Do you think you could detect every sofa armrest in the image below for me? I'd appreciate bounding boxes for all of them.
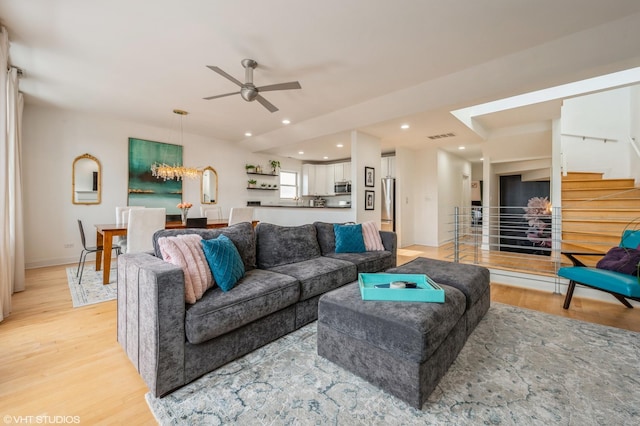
[380,230,397,263]
[117,252,187,397]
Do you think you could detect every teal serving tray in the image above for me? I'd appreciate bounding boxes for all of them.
[358,273,445,303]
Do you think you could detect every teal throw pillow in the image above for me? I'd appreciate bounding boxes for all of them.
[201,234,245,292]
[334,223,366,253]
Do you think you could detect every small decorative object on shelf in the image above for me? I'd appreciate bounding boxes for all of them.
[248,179,257,188]
[256,165,263,173]
[269,160,281,175]
[177,202,193,225]
[260,183,267,188]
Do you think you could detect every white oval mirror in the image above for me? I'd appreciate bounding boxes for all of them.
[72,153,101,205]
[201,166,218,204]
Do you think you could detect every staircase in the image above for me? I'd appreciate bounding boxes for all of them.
[562,171,640,266]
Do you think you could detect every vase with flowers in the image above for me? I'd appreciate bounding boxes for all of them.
[177,202,193,225]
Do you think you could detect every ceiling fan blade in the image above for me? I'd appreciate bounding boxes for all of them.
[256,95,279,113]
[203,91,240,100]
[256,81,302,92]
[206,66,243,87]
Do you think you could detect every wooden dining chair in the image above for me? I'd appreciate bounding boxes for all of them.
[76,219,120,284]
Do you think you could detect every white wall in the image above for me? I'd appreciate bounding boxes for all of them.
[561,87,632,179]
[351,131,381,225]
[483,130,552,162]
[395,147,417,248]
[630,85,640,183]
[437,150,472,246]
[411,147,439,246]
[22,105,297,267]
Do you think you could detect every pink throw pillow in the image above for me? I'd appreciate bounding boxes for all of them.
[361,221,385,251]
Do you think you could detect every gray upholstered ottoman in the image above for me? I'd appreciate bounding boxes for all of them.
[317,257,490,409]
[387,257,491,336]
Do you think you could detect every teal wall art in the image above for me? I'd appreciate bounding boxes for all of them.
[128,137,182,215]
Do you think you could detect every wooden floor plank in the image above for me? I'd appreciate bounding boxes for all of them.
[2,249,639,423]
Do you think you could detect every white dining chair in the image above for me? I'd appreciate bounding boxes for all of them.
[200,205,222,221]
[228,207,254,226]
[123,208,166,254]
[115,206,144,253]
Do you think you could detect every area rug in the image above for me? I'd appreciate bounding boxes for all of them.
[145,303,640,425]
[65,265,117,307]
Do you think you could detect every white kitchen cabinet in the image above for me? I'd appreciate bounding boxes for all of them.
[302,161,353,196]
[302,164,315,196]
[315,164,328,195]
[334,161,352,183]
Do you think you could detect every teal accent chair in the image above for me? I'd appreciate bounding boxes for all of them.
[558,229,640,309]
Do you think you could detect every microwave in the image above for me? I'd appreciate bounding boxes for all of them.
[334,181,351,193]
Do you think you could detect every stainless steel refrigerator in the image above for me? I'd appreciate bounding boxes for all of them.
[381,178,396,232]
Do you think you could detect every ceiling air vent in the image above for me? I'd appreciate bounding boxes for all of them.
[427,132,456,140]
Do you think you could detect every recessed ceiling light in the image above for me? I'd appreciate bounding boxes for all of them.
[401,124,410,130]
[336,144,343,148]
[480,157,484,161]
[282,119,291,125]
[458,146,466,150]
[323,156,329,160]
[298,151,304,155]
[245,132,252,137]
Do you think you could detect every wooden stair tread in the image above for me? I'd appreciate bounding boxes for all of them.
[564,197,640,201]
[562,230,623,237]
[562,172,604,180]
[562,208,640,211]
[562,218,640,223]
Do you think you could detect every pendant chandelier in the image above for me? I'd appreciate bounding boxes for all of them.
[151,109,200,181]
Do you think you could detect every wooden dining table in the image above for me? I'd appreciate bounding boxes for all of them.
[94,219,256,284]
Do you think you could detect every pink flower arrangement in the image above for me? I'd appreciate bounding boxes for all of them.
[177,202,193,209]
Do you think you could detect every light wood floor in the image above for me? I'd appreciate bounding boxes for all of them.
[2,247,640,424]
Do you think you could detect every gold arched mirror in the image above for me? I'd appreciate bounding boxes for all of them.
[72,153,101,205]
[201,166,218,204]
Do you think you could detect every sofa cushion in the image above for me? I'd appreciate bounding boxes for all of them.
[267,256,357,301]
[185,269,300,344]
[334,223,366,253]
[314,221,338,255]
[153,222,256,271]
[256,223,321,269]
[201,235,245,292]
[325,250,395,273]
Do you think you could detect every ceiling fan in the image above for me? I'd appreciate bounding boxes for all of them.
[204,59,301,113]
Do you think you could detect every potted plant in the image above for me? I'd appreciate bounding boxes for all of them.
[269,160,281,174]
[245,164,256,173]
[247,179,257,188]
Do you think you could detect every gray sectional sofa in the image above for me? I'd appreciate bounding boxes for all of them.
[117,221,397,397]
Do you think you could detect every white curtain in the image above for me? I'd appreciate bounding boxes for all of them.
[0,26,25,322]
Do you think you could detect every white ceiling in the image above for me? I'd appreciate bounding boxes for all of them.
[3,0,640,162]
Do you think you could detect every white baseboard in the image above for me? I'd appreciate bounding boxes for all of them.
[26,255,91,269]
